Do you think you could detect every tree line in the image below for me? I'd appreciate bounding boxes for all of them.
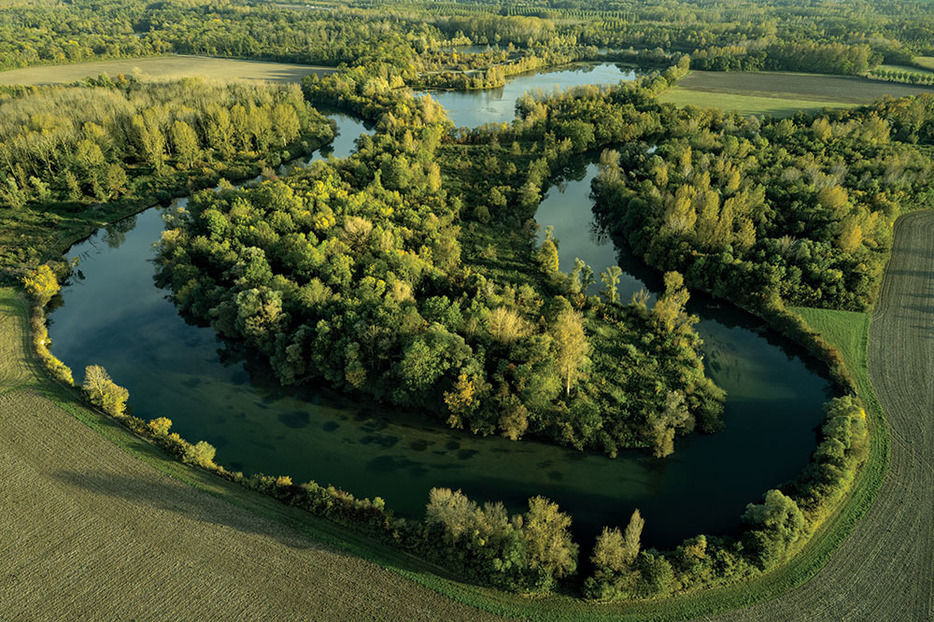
[9,0,934,84]
[0,75,333,273]
[39,345,866,599]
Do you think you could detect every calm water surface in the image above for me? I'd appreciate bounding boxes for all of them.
[48,75,832,549]
[425,62,636,128]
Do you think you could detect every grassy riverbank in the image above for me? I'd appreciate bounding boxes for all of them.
[713,213,931,620]
[0,286,502,621]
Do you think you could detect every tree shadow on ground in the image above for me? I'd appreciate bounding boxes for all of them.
[51,467,354,555]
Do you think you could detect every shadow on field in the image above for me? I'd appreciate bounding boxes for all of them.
[887,269,934,278]
[244,67,334,83]
[50,468,346,553]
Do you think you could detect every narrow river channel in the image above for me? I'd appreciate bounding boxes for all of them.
[47,65,833,549]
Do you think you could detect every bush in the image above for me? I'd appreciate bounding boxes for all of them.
[82,364,129,416]
[183,440,217,468]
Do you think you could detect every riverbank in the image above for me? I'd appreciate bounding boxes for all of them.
[0,272,894,621]
[4,56,928,618]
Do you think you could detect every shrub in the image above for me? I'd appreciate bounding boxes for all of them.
[82,364,129,416]
[183,440,217,468]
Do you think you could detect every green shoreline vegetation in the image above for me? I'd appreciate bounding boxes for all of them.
[2,0,934,617]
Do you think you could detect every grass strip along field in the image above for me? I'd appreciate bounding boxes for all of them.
[0,287,502,622]
[712,211,934,621]
[0,55,334,86]
[661,70,934,116]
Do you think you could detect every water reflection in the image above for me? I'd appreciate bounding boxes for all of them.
[426,62,637,128]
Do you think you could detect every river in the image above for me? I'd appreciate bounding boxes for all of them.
[47,64,832,549]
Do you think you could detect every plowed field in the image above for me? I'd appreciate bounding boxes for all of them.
[710,211,934,621]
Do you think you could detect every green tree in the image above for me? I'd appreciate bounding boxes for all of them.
[170,120,200,168]
[742,489,806,568]
[523,496,578,580]
[148,416,173,437]
[82,364,129,417]
[22,264,59,305]
[600,266,623,303]
[183,440,217,468]
[551,308,589,397]
[487,306,528,344]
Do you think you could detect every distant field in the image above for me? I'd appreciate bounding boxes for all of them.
[876,63,934,77]
[912,56,934,71]
[661,70,934,116]
[659,88,850,117]
[0,55,334,85]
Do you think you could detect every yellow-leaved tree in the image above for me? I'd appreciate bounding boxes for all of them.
[22,264,59,305]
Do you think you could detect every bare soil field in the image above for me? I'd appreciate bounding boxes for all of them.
[709,210,934,621]
[0,289,497,622]
[0,55,334,85]
[674,70,934,104]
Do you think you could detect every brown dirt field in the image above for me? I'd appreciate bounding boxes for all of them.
[707,210,934,621]
[0,55,334,86]
[0,291,500,622]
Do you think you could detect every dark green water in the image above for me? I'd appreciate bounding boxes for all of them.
[48,85,833,550]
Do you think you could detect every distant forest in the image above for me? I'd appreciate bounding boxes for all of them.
[3,0,934,78]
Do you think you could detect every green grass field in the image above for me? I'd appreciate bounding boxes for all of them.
[659,87,851,117]
[0,55,334,85]
[661,70,934,116]
[718,213,933,620]
[912,56,934,71]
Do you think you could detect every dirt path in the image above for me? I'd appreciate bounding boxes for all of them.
[709,211,934,621]
[0,291,498,622]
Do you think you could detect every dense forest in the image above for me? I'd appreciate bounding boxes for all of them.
[6,0,934,78]
[591,96,934,311]
[151,58,928,599]
[0,76,332,270]
[155,74,723,458]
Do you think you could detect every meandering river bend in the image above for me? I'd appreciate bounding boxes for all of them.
[48,65,833,548]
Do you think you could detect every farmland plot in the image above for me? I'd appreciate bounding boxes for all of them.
[0,55,333,85]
